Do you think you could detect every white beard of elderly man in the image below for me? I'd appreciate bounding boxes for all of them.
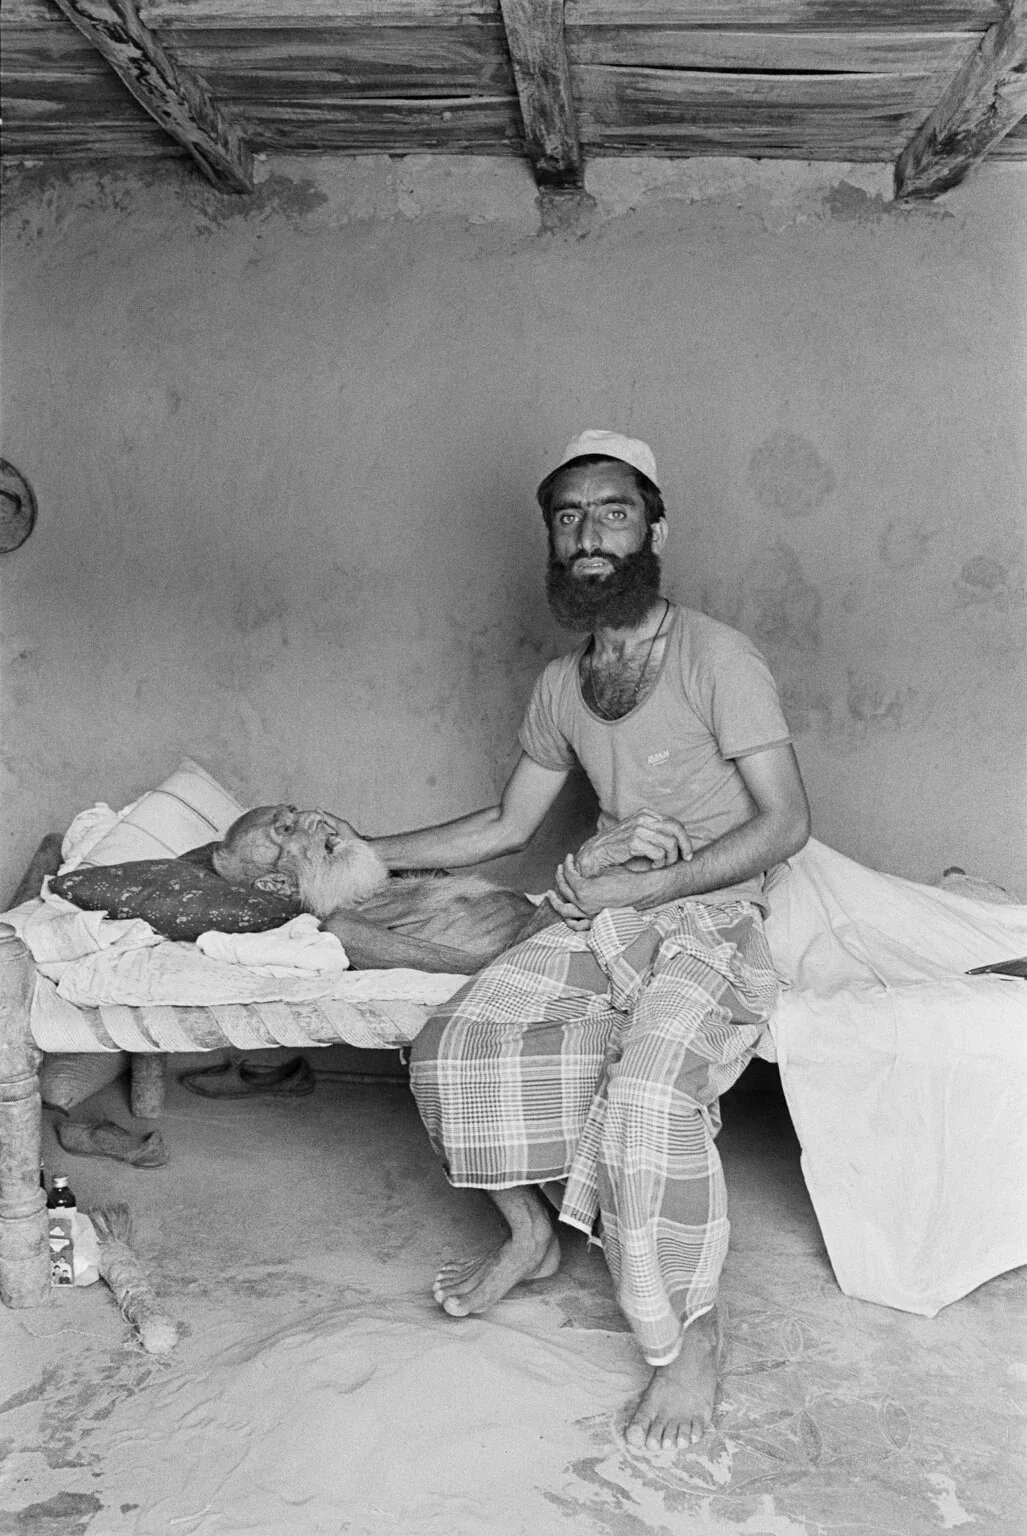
[214,804,541,974]
[345,429,811,1457]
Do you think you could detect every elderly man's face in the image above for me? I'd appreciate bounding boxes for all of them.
[219,806,340,882]
[217,805,388,916]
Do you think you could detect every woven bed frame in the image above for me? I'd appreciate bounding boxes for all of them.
[0,836,429,1309]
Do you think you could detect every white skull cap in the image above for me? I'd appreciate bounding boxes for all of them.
[541,429,660,493]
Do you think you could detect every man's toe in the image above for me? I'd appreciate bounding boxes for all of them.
[645,1419,666,1452]
[437,1268,483,1299]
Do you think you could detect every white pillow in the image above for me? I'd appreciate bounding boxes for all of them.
[78,759,247,866]
[60,803,121,871]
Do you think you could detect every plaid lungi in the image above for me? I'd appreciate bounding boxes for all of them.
[409,898,779,1365]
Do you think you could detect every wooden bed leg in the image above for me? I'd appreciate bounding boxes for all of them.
[130,1053,166,1119]
[0,924,49,1307]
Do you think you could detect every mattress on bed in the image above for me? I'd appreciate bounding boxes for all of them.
[1,892,468,1054]
[27,969,435,1053]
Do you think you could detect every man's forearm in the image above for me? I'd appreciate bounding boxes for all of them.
[368,805,517,871]
[640,808,808,906]
[362,751,568,873]
[561,806,809,916]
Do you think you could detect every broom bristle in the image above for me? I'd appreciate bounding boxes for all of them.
[87,1203,134,1246]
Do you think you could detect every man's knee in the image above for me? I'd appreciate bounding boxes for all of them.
[605,1049,717,1120]
[409,1014,449,1071]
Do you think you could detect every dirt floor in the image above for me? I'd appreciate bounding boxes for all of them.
[1,1050,1024,1536]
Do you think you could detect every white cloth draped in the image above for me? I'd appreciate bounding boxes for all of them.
[764,839,1027,1316]
[5,836,1026,1316]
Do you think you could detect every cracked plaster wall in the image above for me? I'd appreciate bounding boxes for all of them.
[1,153,1024,895]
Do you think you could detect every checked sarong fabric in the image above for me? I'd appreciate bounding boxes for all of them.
[410,898,779,1365]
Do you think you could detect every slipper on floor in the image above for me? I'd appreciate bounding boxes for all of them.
[177,1056,315,1099]
[55,1118,168,1168]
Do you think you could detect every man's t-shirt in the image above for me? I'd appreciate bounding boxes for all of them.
[518,604,792,908]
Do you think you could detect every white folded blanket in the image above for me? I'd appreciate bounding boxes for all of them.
[196,914,351,976]
[4,889,162,979]
[1,893,466,1007]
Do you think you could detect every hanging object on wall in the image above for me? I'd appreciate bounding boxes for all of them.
[0,460,37,554]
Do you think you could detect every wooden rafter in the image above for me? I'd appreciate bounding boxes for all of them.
[499,0,582,188]
[51,0,253,191]
[895,0,1027,198]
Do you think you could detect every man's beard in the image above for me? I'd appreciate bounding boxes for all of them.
[546,538,663,631]
[291,837,391,919]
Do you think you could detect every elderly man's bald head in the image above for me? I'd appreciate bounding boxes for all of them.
[212,804,301,885]
[213,805,389,917]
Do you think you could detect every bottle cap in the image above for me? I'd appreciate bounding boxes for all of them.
[53,1175,68,1187]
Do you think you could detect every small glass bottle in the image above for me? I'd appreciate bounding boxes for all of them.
[47,1175,76,1210]
[47,1176,77,1286]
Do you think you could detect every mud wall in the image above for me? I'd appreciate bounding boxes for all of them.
[1,154,1024,895]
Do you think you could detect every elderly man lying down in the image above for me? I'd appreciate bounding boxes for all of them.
[213,803,542,974]
[52,801,541,973]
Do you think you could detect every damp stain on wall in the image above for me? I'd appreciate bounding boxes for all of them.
[739,542,824,656]
[777,676,833,738]
[231,577,289,640]
[746,432,836,520]
[192,172,332,237]
[823,180,941,224]
[845,669,925,736]
[955,552,1025,613]
[878,517,941,572]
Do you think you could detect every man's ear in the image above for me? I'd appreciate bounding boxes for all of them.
[253,871,298,898]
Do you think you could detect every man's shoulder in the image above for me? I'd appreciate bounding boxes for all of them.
[673,603,757,651]
[670,604,765,675]
[536,640,585,680]
[530,642,585,706]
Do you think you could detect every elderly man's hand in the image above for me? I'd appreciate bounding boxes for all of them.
[550,855,650,924]
[573,810,693,879]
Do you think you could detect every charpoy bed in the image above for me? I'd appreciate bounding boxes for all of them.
[2,810,1026,1323]
[0,828,471,1309]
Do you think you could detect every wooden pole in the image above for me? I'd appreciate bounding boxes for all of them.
[52,0,254,193]
[895,0,1027,199]
[499,0,583,187]
[0,924,49,1308]
[130,1053,167,1119]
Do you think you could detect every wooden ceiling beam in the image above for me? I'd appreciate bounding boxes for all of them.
[499,0,582,187]
[51,0,253,190]
[895,0,1027,197]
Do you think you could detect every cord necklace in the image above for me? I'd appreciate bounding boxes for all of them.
[587,598,671,721]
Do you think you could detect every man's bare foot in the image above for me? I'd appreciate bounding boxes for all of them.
[625,1307,721,1452]
[433,1185,561,1317]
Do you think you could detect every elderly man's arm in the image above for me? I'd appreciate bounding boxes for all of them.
[321,909,493,975]
[551,744,810,920]
[367,752,570,871]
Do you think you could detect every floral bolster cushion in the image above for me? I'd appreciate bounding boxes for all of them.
[50,857,301,943]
